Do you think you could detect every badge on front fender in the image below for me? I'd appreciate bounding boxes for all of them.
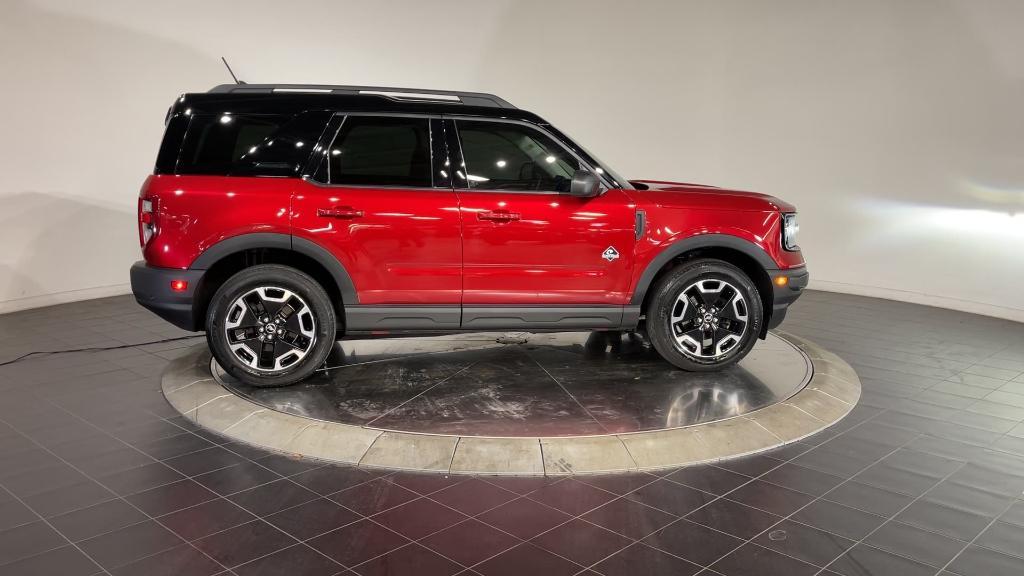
[602,246,620,262]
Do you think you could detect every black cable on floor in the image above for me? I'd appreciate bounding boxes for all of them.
[0,335,205,368]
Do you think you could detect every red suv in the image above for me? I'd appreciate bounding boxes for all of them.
[130,84,807,387]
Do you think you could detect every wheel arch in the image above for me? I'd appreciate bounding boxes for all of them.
[189,233,357,331]
[632,234,776,337]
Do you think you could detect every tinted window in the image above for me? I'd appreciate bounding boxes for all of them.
[328,116,431,187]
[155,114,190,175]
[174,112,330,176]
[177,114,287,175]
[455,120,579,192]
[234,112,331,177]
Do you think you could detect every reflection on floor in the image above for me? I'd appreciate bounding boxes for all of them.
[0,290,1023,575]
[216,332,811,436]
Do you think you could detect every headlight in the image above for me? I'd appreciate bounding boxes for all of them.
[782,213,799,251]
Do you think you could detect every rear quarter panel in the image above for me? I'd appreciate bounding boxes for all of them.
[140,175,293,269]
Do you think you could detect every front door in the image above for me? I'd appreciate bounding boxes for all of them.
[449,118,635,324]
[291,115,463,330]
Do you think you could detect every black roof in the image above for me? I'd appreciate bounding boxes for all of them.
[208,84,517,109]
[173,84,545,124]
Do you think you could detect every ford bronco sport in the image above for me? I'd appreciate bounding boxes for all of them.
[130,84,807,387]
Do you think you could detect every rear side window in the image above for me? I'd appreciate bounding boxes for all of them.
[175,112,330,176]
[327,116,431,187]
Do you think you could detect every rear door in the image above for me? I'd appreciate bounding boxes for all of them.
[291,115,463,330]
[448,118,636,325]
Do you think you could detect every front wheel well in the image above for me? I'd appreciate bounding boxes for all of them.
[639,247,774,336]
[194,248,343,331]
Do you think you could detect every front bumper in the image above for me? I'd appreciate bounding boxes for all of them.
[767,266,809,329]
[130,261,206,331]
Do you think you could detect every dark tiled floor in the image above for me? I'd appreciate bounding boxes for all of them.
[0,291,1023,575]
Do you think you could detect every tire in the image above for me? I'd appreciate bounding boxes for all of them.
[206,264,336,387]
[646,258,763,371]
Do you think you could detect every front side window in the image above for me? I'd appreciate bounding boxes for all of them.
[327,116,432,187]
[454,120,580,192]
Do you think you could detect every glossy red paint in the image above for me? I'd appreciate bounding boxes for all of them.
[457,189,636,304]
[628,181,806,289]
[291,180,463,304]
[138,176,803,305]
[139,175,293,269]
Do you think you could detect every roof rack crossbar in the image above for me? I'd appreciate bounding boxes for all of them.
[207,84,516,109]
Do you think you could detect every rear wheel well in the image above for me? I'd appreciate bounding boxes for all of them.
[194,248,343,330]
[639,247,773,336]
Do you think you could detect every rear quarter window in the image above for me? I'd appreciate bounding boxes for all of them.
[173,112,330,177]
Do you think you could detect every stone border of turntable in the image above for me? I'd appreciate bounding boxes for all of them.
[161,331,860,476]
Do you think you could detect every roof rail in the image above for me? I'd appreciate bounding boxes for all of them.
[207,84,517,109]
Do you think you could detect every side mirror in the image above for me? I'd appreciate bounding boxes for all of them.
[569,169,601,198]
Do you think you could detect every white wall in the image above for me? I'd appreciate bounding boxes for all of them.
[1,0,1022,320]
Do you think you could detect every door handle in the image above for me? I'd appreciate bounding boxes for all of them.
[478,210,520,222]
[317,206,364,219]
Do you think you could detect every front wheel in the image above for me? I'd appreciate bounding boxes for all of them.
[646,259,763,371]
[206,265,336,387]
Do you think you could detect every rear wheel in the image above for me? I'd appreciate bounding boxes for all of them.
[206,265,336,387]
[646,259,763,371]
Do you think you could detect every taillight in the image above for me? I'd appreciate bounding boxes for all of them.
[139,197,157,247]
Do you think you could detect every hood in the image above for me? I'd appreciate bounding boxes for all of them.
[629,180,796,213]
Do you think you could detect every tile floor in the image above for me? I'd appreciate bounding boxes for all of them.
[0,291,1023,575]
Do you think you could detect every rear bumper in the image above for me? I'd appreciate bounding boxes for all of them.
[130,261,205,331]
[767,266,809,329]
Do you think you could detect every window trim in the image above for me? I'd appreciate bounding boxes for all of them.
[444,116,608,195]
[429,118,453,189]
[303,112,451,191]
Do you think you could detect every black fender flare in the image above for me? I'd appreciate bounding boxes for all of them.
[189,232,359,305]
[629,234,778,306]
